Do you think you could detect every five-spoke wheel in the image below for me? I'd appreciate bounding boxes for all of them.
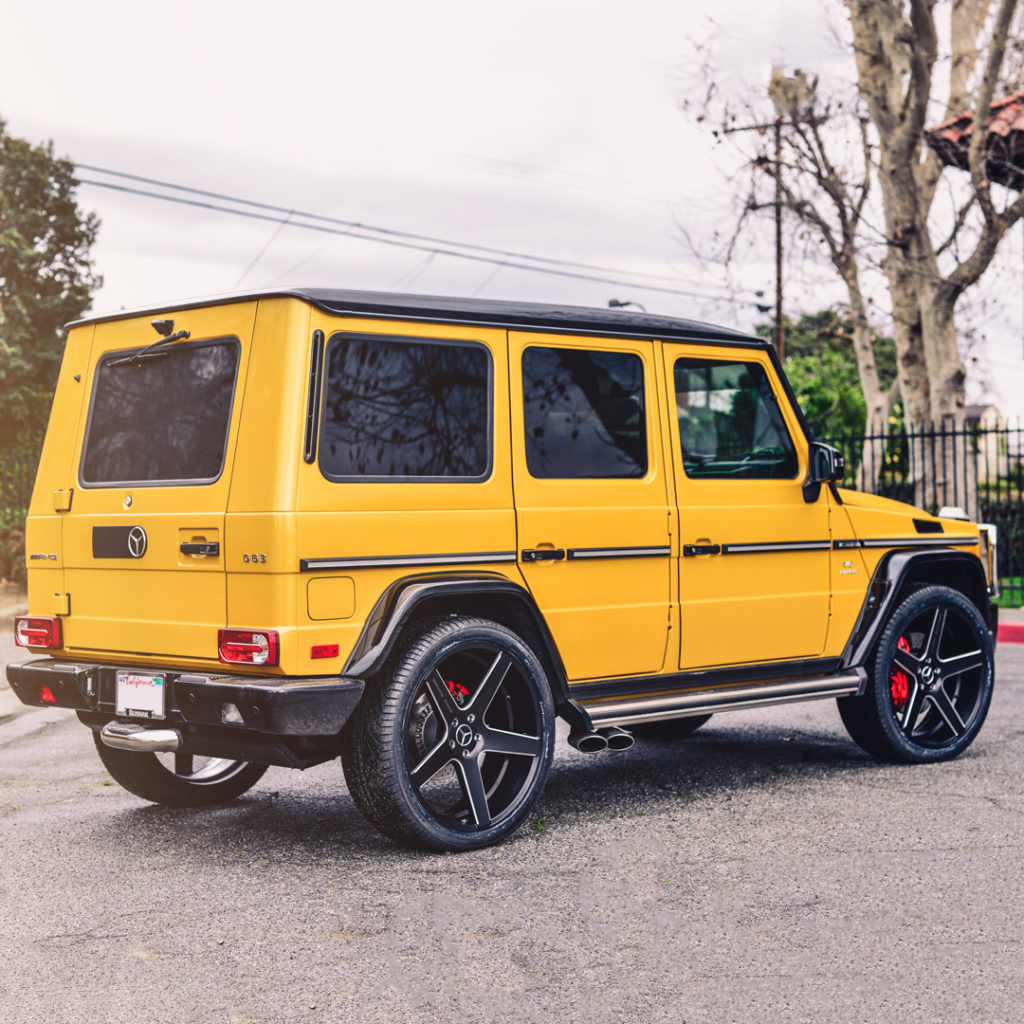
[342,617,555,850]
[93,733,268,806]
[837,585,994,763]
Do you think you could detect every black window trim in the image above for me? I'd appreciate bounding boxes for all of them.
[317,331,495,484]
[672,353,800,483]
[78,335,242,489]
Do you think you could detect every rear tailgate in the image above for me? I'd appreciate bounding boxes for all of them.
[60,302,257,662]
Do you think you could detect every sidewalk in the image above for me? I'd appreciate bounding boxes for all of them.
[998,604,1024,644]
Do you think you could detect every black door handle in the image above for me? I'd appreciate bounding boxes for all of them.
[180,542,220,556]
[682,544,721,557]
[521,548,566,562]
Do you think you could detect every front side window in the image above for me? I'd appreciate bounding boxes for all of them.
[81,339,240,486]
[674,358,798,479]
[319,335,491,480]
[522,346,647,479]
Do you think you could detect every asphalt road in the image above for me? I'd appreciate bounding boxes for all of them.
[2,642,1023,1024]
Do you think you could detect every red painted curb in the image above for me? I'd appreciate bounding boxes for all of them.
[998,622,1024,644]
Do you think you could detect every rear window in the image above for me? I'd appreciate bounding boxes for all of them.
[80,338,240,486]
[319,334,491,481]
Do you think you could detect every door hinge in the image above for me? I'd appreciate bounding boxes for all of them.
[52,489,74,512]
[52,593,71,616]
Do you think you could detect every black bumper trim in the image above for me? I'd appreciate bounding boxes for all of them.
[5,659,364,737]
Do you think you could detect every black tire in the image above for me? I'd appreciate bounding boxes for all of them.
[341,617,556,851]
[837,585,994,764]
[629,714,712,740]
[93,733,268,807]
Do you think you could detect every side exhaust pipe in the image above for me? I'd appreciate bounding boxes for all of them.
[568,729,607,753]
[600,726,634,751]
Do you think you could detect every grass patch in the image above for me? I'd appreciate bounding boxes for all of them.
[997,579,1023,609]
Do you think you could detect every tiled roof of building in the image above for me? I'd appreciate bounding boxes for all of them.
[925,89,1024,190]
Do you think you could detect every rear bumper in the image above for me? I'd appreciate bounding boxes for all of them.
[6,659,364,753]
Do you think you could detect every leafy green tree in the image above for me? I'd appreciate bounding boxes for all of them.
[0,119,100,450]
[756,310,898,438]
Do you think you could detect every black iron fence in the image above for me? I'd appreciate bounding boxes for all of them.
[1,423,1022,605]
[820,421,1024,608]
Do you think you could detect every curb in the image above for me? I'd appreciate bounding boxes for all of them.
[998,622,1024,645]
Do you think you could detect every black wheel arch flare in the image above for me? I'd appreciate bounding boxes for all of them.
[840,548,993,672]
[340,572,590,731]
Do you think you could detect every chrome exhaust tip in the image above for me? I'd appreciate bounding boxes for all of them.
[568,729,608,753]
[100,721,182,753]
[601,726,634,751]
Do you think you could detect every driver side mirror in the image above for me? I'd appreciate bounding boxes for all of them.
[803,442,845,503]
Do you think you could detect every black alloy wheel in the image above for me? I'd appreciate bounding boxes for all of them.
[93,733,268,806]
[342,617,555,851]
[837,585,994,763]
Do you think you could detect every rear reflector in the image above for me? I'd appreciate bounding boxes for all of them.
[218,629,279,666]
[40,685,57,704]
[15,616,62,649]
[311,644,339,660]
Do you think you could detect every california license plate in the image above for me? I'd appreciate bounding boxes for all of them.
[116,671,166,719]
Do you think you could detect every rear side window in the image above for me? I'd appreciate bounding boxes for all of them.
[80,339,240,486]
[673,357,798,479]
[319,335,491,480]
[522,346,647,479]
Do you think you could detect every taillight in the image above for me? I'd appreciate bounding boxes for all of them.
[218,629,279,666]
[15,616,62,649]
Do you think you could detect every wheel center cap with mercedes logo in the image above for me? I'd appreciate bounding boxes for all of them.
[455,723,475,748]
[127,526,148,559]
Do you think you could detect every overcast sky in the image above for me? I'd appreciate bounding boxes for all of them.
[3,0,1023,418]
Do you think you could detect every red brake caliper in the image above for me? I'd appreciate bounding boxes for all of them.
[447,680,470,705]
[890,636,911,709]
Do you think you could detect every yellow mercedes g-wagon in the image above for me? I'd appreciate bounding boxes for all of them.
[8,290,999,850]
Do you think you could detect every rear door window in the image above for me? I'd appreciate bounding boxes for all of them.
[318,334,492,481]
[80,338,240,486]
[521,346,647,479]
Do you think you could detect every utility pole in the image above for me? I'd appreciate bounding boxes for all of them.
[774,117,784,361]
[724,116,787,360]
[723,69,817,363]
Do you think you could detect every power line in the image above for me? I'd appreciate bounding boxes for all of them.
[75,163,691,286]
[74,163,765,308]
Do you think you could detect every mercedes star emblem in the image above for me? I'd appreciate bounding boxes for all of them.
[127,526,148,559]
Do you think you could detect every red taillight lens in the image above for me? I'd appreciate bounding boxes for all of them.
[15,616,62,649]
[218,629,279,666]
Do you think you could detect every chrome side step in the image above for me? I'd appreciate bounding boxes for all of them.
[100,720,182,753]
[582,671,865,729]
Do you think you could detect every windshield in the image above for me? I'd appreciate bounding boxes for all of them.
[80,338,240,486]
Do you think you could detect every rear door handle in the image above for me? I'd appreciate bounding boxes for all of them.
[682,543,721,557]
[180,542,220,556]
[521,548,566,562]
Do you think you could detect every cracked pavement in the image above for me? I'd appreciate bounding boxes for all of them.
[2,630,1023,1023]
